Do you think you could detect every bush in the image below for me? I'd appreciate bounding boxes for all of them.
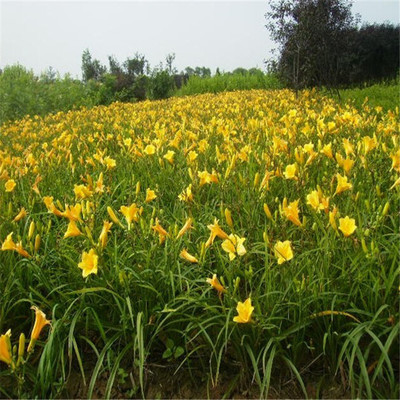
[148,70,176,100]
[0,65,95,125]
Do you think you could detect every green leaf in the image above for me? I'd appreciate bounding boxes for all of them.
[162,348,173,359]
[174,346,184,359]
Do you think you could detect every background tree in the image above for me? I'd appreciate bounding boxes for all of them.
[266,0,357,90]
[346,23,400,85]
[81,49,106,82]
[266,0,399,89]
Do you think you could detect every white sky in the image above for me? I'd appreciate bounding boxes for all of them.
[0,0,399,78]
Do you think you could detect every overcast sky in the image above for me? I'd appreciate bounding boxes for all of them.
[0,0,398,78]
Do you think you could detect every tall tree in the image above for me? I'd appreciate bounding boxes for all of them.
[81,49,106,82]
[266,0,357,89]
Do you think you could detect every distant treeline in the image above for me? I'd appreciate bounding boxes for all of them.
[0,52,279,125]
[266,0,400,90]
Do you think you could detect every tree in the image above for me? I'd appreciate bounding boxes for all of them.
[266,0,358,89]
[81,49,106,82]
[165,53,177,75]
[124,53,148,80]
[347,23,400,85]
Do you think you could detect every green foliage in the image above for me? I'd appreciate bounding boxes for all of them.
[0,65,95,126]
[148,70,176,100]
[0,65,43,123]
[326,80,400,112]
[174,71,283,96]
[266,0,399,89]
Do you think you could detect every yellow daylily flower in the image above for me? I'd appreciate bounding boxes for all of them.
[282,199,302,226]
[62,204,82,222]
[43,196,64,217]
[163,150,175,165]
[334,174,352,195]
[283,163,297,180]
[178,184,193,202]
[221,234,246,261]
[306,190,323,211]
[274,240,294,264]
[15,242,31,258]
[120,203,141,229]
[1,233,17,251]
[206,274,226,294]
[13,207,27,222]
[78,249,98,278]
[176,218,193,239]
[321,143,334,159]
[152,218,169,243]
[27,306,51,353]
[205,218,229,247]
[95,172,105,193]
[180,249,198,263]
[145,188,157,203]
[198,170,218,186]
[64,220,82,238]
[98,221,113,248]
[342,139,354,156]
[144,144,156,155]
[74,184,93,200]
[103,156,116,170]
[5,179,16,192]
[0,330,12,365]
[338,216,357,237]
[342,158,354,174]
[233,298,254,323]
[329,207,338,231]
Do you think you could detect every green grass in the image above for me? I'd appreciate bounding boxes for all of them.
[174,72,283,96]
[326,81,400,112]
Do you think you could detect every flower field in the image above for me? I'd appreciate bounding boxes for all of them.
[0,89,399,398]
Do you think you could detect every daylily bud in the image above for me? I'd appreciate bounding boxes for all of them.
[34,234,41,252]
[382,201,390,216]
[17,333,25,367]
[224,208,233,229]
[136,181,141,196]
[200,242,207,260]
[107,206,121,226]
[361,238,368,253]
[55,200,63,210]
[234,277,240,289]
[84,226,94,242]
[28,221,35,240]
[253,172,260,187]
[263,203,273,220]
[18,333,25,358]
